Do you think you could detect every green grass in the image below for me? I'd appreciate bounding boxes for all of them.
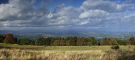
[0,43,135,51]
[0,43,111,51]
[0,43,44,50]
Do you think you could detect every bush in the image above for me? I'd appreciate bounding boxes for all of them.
[0,34,4,43]
[4,33,16,44]
[101,38,118,45]
[18,37,30,45]
[128,37,135,45]
[111,45,120,50]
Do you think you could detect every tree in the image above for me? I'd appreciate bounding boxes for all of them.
[128,37,135,45]
[68,37,77,46]
[18,37,30,45]
[116,40,127,45]
[45,37,52,46]
[4,33,16,44]
[36,37,45,45]
[76,37,85,46]
[88,37,97,45]
[36,37,51,46]
[51,37,66,46]
[0,34,4,43]
[100,38,118,45]
[76,37,89,46]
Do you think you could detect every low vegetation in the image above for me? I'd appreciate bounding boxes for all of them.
[0,44,134,60]
[0,33,135,60]
[0,33,135,46]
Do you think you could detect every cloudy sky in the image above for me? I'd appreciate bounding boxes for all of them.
[1,0,135,33]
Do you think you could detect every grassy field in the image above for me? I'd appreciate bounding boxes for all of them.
[0,43,135,51]
[0,43,135,60]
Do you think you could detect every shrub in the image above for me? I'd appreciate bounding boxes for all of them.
[128,37,135,45]
[18,37,30,45]
[4,33,16,44]
[111,45,120,50]
[101,38,118,45]
[0,34,4,43]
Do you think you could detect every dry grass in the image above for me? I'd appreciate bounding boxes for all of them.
[0,49,105,60]
[0,44,135,60]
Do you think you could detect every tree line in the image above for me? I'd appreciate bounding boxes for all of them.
[0,33,135,46]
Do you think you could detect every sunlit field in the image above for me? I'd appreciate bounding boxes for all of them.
[1,0,135,60]
[0,43,135,60]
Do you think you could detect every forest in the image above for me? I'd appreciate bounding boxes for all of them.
[0,33,135,46]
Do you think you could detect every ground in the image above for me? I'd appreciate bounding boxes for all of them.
[0,43,135,60]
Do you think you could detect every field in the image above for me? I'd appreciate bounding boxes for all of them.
[0,43,135,60]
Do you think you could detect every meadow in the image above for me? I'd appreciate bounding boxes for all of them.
[0,43,135,60]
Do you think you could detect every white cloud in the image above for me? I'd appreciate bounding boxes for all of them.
[0,0,48,27]
[47,5,81,26]
[0,3,20,19]
[79,10,109,19]
[1,0,135,32]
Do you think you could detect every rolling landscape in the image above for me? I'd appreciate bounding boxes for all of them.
[0,0,135,60]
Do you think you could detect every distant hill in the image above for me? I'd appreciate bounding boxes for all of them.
[1,28,135,38]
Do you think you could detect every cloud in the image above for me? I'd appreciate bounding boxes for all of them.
[79,9,109,19]
[0,0,48,27]
[1,0,135,32]
[81,0,135,12]
[47,5,81,26]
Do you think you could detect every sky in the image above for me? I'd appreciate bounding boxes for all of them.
[1,0,135,33]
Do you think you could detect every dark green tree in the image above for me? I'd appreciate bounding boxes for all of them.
[89,37,97,45]
[69,37,77,46]
[116,40,127,45]
[18,37,30,45]
[36,37,51,46]
[100,38,118,45]
[0,34,4,43]
[128,37,135,45]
